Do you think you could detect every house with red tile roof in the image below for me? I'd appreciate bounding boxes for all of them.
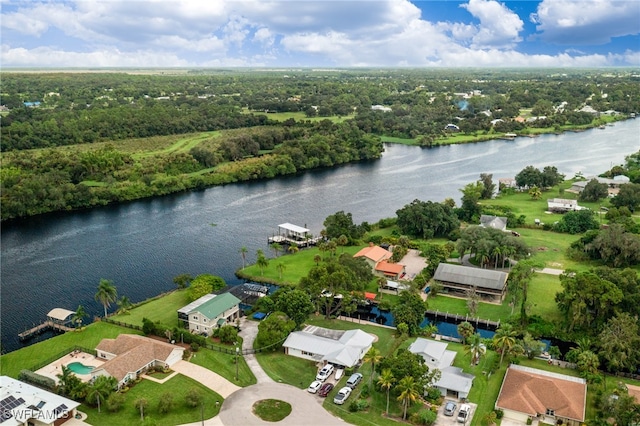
[496,365,587,426]
[354,244,405,279]
[92,334,184,388]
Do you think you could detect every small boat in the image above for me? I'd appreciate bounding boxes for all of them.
[334,368,344,381]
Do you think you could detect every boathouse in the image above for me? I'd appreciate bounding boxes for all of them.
[268,223,321,247]
[433,263,508,302]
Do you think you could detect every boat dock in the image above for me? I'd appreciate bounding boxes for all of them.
[18,320,74,341]
[267,222,322,247]
[425,309,501,329]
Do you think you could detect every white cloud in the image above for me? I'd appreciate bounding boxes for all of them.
[532,0,640,44]
[0,0,637,68]
[461,0,524,49]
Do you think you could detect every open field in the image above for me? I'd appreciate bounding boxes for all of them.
[111,289,190,329]
[81,373,222,426]
[241,108,354,123]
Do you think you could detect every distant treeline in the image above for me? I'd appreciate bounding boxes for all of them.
[0,121,383,220]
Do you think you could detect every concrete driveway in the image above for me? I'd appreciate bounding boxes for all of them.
[219,382,347,426]
[436,400,477,426]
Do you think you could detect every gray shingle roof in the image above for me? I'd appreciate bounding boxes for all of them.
[433,263,508,291]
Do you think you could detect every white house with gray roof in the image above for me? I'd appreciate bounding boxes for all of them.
[283,325,374,368]
[433,263,509,302]
[409,338,475,400]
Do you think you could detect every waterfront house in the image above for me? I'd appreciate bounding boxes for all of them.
[0,376,80,426]
[567,175,630,196]
[479,215,508,232]
[432,263,508,302]
[354,244,405,278]
[282,325,374,368]
[496,365,586,426]
[547,198,584,213]
[92,334,184,389]
[180,293,241,336]
[408,338,475,400]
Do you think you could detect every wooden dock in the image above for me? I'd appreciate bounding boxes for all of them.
[267,235,322,247]
[18,320,74,341]
[425,309,500,329]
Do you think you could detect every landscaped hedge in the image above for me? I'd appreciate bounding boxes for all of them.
[18,369,56,391]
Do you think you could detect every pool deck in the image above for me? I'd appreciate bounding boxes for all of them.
[35,351,104,384]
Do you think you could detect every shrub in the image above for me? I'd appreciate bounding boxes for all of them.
[190,343,200,352]
[185,388,203,408]
[424,386,441,403]
[157,392,174,414]
[182,349,191,360]
[411,409,437,425]
[106,392,126,412]
[348,399,369,412]
[218,325,239,344]
[495,409,504,419]
[360,384,370,399]
[18,370,56,391]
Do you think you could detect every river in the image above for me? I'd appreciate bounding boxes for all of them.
[2,120,639,353]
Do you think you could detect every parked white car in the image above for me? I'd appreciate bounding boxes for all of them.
[307,380,323,394]
[316,364,335,382]
[457,404,471,423]
[333,386,352,405]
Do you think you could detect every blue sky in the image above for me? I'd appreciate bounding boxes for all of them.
[1,0,639,68]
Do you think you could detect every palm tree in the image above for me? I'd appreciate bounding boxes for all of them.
[116,296,132,315]
[270,243,282,258]
[239,246,248,269]
[57,365,75,396]
[482,410,498,426]
[337,235,348,253]
[363,347,382,388]
[85,376,116,413]
[466,333,486,366]
[396,376,420,420]
[256,252,269,276]
[313,254,321,265]
[528,185,542,200]
[134,397,149,421]
[492,245,502,269]
[493,323,517,366]
[95,279,117,318]
[457,321,474,345]
[422,323,439,338]
[287,244,299,255]
[72,305,87,328]
[377,369,395,416]
[276,262,285,279]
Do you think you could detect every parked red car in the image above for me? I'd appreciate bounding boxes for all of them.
[318,383,334,397]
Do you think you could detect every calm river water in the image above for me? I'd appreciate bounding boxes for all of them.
[2,120,639,352]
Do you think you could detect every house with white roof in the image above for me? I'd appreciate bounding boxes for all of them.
[409,338,475,400]
[0,376,80,426]
[283,325,374,368]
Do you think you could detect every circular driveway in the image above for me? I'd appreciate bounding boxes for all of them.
[219,382,347,426]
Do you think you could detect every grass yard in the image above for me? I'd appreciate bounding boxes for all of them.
[426,294,512,323]
[241,108,353,123]
[189,347,257,388]
[255,350,318,388]
[527,273,564,323]
[111,289,190,329]
[0,322,140,378]
[240,246,362,285]
[516,227,595,271]
[81,374,222,426]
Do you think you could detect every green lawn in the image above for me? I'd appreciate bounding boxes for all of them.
[240,246,362,285]
[241,108,353,123]
[0,322,141,378]
[81,374,222,426]
[426,294,512,323]
[111,289,190,329]
[527,274,563,322]
[189,347,257,388]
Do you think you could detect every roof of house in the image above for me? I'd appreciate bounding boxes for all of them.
[177,293,217,315]
[354,245,392,263]
[408,338,456,370]
[375,260,404,275]
[1,376,80,426]
[190,292,241,320]
[480,215,508,231]
[496,365,586,422]
[433,263,508,291]
[94,335,183,382]
[436,366,475,394]
[283,325,374,367]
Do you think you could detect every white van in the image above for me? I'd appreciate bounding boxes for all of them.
[457,404,471,423]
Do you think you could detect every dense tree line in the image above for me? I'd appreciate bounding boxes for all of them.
[0,122,383,220]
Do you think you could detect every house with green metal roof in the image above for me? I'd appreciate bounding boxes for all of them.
[182,293,241,336]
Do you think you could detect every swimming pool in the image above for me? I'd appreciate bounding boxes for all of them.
[67,362,94,375]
